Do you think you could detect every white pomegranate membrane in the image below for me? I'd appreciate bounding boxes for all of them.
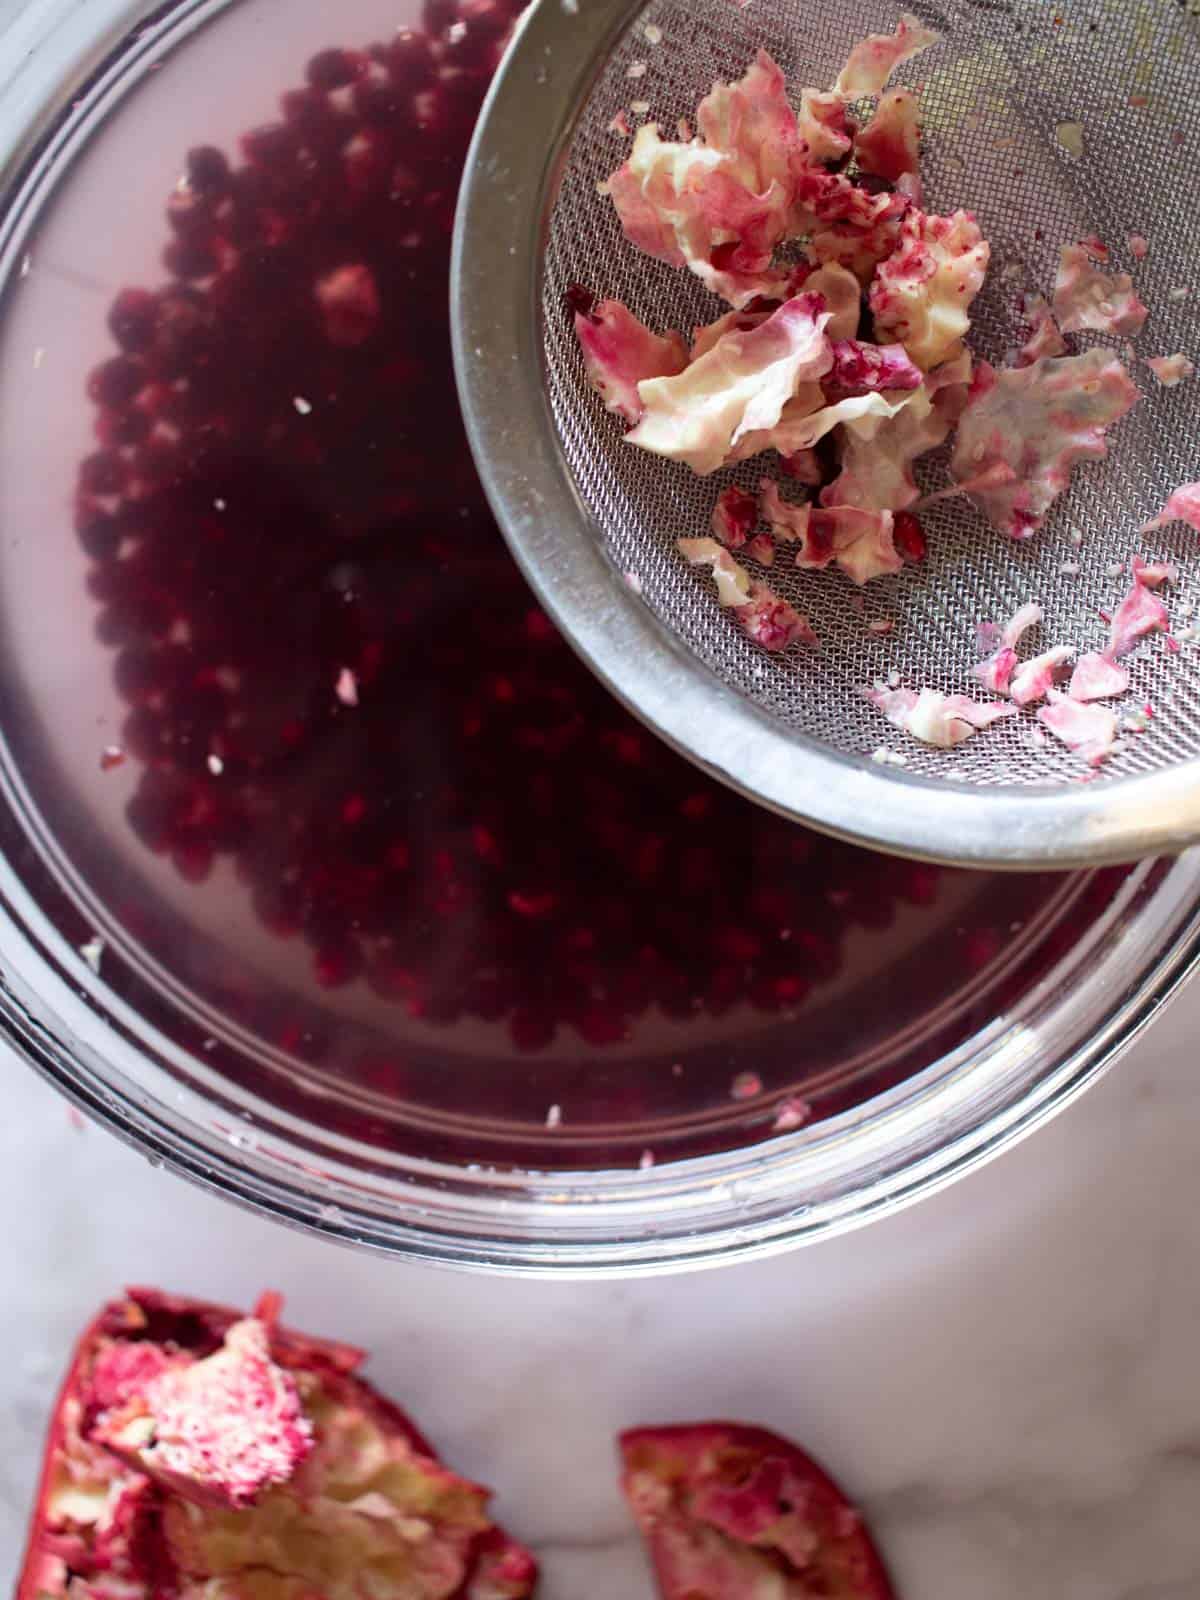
[573,16,1194,765]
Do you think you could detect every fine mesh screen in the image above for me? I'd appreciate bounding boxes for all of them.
[542,0,1200,786]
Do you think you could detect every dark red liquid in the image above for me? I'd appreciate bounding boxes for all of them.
[68,5,1110,1152]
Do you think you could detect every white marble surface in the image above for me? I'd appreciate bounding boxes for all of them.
[3,979,1200,1599]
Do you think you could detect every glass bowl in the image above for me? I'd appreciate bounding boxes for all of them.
[0,0,1197,1275]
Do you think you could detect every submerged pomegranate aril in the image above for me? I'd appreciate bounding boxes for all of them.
[185,144,232,194]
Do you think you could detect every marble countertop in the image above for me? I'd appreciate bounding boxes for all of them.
[3,979,1199,1600]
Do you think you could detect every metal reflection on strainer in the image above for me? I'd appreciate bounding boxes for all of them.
[452,0,1200,867]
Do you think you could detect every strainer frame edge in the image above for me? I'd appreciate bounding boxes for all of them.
[450,0,1200,869]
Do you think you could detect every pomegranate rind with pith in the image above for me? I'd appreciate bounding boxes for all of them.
[619,1421,897,1600]
[18,1287,538,1600]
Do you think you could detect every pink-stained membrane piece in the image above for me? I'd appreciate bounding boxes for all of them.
[911,460,1017,510]
[1052,244,1149,337]
[758,478,813,546]
[866,685,1017,747]
[1070,652,1130,701]
[810,506,902,585]
[1142,482,1200,533]
[823,338,924,399]
[1131,555,1178,589]
[833,13,941,97]
[607,51,809,308]
[974,645,1018,694]
[1015,293,1067,366]
[730,384,918,465]
[1038,688,1118,765]
[804,261,863,341]
[1108,569,1169,659]
[690,308,765,361]
[1008,645,1075,707]
[1128,233,1149,259]
[1002,602,1046,648]
[1144,353,1194,387]
[796,176,910,285]
[735,581,817,650]
[949,349,1139,538]
[573,299,689,424]
[676,536,752,606]
[869,209,990,372]
[629,294,832,474]
[710,483,759,548]
[854,89,921,183]
[823,352,972,512]
[746,532,776,566]
[973,601,1044,692]
[797,88,853,165]
[760,481,901,583]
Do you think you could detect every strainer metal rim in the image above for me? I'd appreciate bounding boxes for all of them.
[451,0,1200,868]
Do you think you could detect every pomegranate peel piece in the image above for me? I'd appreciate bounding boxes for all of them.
[93,1314,312,1509]
[18,1288,538,1600]
[619,1421,896,1599]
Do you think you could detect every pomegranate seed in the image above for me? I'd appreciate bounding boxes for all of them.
[315,264,381,347]
[306,47,367,89]
[78,452,128,496]
[107,288,157,353]
[893,509,927,561]
[240,122,298,171]
[423,0,460,35]
[386,30,436,89]
[87,356,143,408]
[563,282,597,322]
[185,145,231,194]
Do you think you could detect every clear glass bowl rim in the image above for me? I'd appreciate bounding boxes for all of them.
[3,840,1198,1276]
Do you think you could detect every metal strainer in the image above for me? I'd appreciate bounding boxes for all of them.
[452,0,1200,867]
